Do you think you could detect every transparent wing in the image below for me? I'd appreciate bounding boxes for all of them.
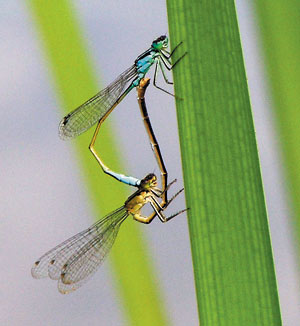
[58,226,121,294]
[31,227,89,279]
[31,206,128,293]
[59,65,137,139]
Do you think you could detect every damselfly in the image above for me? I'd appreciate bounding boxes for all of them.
[59,35,185,140]
[31,174,186,294]
[32,79,187,293]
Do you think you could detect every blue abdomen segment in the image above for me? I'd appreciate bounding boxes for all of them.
[106,170,141,187]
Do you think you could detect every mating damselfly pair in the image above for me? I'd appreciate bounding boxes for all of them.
[32,36,187,293]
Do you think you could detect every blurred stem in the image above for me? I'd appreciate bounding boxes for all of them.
[27,1,170,325]
[167,0,282,324]
[253,0,300,258]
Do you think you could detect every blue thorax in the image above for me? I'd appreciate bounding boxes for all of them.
[131,48,160,86]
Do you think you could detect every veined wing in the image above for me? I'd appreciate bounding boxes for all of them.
[31,206,129,293]
[59,64,137,139]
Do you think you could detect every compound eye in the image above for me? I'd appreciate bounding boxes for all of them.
[151,176,157,184]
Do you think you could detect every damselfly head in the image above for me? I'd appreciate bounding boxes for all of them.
[141,173,158,189]
[152,35,168,50]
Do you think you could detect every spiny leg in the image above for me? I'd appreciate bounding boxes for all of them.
[153,61,176,97]
[153,52,187,97]
[149,193,187,223]
[151,186,183,211]
[160,52,187,71]
[161,40,183,59]
[145,182,186,223]
[159,60,173,85]
[154,178,177,198]
[131,191,183,224]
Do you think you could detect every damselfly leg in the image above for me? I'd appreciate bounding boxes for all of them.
[153,41,187,96]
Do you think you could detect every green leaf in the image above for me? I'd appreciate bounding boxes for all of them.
[167,0,282,324]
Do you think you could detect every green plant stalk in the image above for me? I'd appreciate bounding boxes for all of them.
[27,1,169,325]
[166,0,282,324]
[253,0,300,256]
